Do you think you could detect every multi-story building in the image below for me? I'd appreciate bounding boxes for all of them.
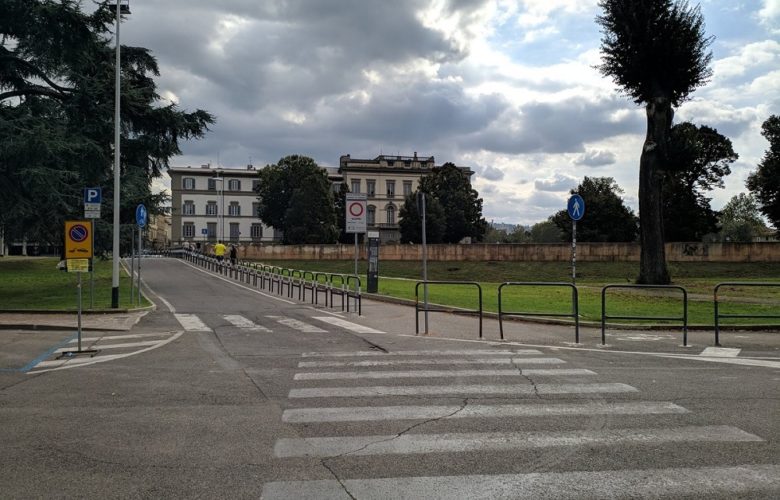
[338,153,474,242]
[147,213,171,250]
[168,165,279,245]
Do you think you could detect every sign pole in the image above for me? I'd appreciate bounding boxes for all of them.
[77,271,83,351]
[137,226,142,305]
[60,220,98,358]
[572,220,577,284]
[420,193,429,335]
[90,220,95,309]
[130,226,135,305]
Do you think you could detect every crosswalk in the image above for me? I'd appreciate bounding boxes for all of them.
[262,348,776,498]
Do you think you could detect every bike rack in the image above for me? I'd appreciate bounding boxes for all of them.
[714,282,780,346]
[601,284,688,346]
[314,272,329,306]
[346,275,362,315]
[498,282,579,343]
[415,281,483,338]
[329,274,346,311]
[290,270,303,300]
[301,271,317,303]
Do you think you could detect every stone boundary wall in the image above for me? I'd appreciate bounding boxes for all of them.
[225,242,780,262]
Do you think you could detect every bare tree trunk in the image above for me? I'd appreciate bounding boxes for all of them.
[638,97,671,284]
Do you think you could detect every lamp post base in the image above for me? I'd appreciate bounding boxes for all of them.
[111,287,119,308]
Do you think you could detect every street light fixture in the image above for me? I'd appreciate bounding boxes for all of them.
[111,0,130,308]
[210,175,225,242]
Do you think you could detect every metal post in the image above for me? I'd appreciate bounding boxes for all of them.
[90,220,95,309]
[77,272,83,351]
[420,193,429,335]
[572,220,577,284]
[137,226,142,305]
[354,233,358,293]
[130,226,135,305]
[110,0,122,308]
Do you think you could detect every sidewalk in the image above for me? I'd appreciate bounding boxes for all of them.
[0,311,148,331]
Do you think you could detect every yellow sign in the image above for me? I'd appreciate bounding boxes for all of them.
[67,259,90,273]
[65,220,93,259]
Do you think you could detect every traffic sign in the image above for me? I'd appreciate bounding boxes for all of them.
[65,220,93,259]
[84,187,102,204]
[66,258,90,273]
[201,228,208,235]
[567,194,585,221]
[345,193,367,233]
[136,204,147,228]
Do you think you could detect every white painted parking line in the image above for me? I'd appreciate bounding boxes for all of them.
[289,382,638,398]
[301,349,543,358]
[700,347,741,357]
[293,368,595,380]
[261,464,780,499]
[298,357,566,368]
[266,316,326,333]
[55,340,162,353]
[36,353,127,368]
[312,316,385,334]
[275,425,761,458]
[222,314,271,332]
[174,313,212,332]
[69,333,172,343]
[282,401,689,423]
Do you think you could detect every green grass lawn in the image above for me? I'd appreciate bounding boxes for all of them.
[0,257,150,311]
[246,259,780,327]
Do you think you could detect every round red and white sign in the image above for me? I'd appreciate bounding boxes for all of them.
[348,202,364,217]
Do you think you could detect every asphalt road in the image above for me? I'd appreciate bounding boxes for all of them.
[1,257,778,498]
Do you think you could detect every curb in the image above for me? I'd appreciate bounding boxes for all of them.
[0,323,130,332]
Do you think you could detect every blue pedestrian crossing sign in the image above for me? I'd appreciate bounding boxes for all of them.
[567,194,585,221]
[136,204,147,228]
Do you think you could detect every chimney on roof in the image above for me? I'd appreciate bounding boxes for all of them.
[201,164,210,169]
[414,152,418,159]
[247,164,254,170]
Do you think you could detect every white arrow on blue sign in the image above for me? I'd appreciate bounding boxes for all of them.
[136,204,147,228]
[84,187,102,204]
[567,194,585,221]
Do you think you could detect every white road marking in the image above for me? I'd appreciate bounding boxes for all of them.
[266,316,326,333]
[700,347,741,357]
[174,313,212,332]
[36,353,127,368]
[69,333,171,343]
[666,356,780,369]
[293,368,595,380]
[289,382,638,398]
[274,425,760,458]
[261,464,780,499]
[301,349,543,358]
[311,316,385,334]
[55,340,163,353]
[297,357,566,368]
[282,401,688,423]
[222,314,271,332]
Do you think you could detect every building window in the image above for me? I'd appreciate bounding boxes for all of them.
[252,202,260,218]
[228,179,241,191]
[386,205,395,225]
[366,180,376,197]
[229,202,241,216]
[207,222,217,241]
[183,222,195,238]
[403,181,413,197]
[182,201,195,215]
[229,223,240,241]
[206,201,218,216]
[252,179,260,191]
[208,178,217,191]
[351,179,361,193]
[183,177,195,190]
[251,223,263,240]
[386,180,395,198]
[367,205,376,226]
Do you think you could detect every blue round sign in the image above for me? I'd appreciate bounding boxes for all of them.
[136,204,147,228]
[567,194,585,221]
[69,224,89,242]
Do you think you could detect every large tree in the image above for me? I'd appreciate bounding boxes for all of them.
[0,0,213,252]
[663,122,737,241]
[597,0,713,283]
[719,193,766,243]
[747,115,780,231]
[254,155,338,244]
[398,192,446,244]
[552,177,638,242]
[415,163,488,243]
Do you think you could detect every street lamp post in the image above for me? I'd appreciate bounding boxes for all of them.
[111,0,130,308]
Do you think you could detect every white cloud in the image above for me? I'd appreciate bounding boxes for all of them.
[758,0,780,32]
[534,172,578,192]
[575,149,617,167]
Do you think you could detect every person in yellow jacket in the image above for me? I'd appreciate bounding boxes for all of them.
[214,240,227,262]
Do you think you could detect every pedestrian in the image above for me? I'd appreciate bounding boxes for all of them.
[214,240,226,262]
[229,244,238,266]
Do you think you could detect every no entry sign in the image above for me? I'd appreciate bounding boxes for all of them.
[345,193,367,233]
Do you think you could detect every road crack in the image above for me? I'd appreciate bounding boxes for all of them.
[511,358,542,399]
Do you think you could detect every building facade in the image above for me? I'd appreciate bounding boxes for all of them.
[338,153,473,242]
[168,165,279,245]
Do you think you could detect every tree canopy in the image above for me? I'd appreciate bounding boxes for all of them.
[663,122,737,241]
[399,192,446,244]
[719,193,766,242]
[597,0,713,284]
[747,115,780,231]
[0,0,213,252]
[552,177,638,242]
[254,155,338,244]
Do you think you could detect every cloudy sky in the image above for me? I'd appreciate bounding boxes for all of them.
[119,0,779,225]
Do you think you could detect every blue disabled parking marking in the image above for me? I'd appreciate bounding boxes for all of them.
[0,333,78,373]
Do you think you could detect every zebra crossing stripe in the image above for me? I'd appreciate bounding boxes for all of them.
[288,382,638,398]
[261,464,780,499]
[266,316,326,333]
[174,313,212,332]
[312,316,385,334]
[298,357,566,368]
[282,401,689,423]
[274,425,761,458]
[55,340,163,353]
[222,314,271,332]
[69,333,171,343]
[293,368,595,380]
[301,349,543,358]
